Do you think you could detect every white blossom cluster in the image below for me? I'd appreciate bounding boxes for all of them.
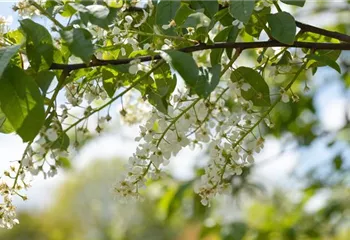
[0,172,21,229]
[14,0,46,17]
[115,82,270,205]
[0,117,69,228]
[0,0,299,229]
[65,80,109,107]
[0,15,12,39]
[120,91,152,125]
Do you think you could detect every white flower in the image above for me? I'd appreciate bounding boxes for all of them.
[128,64,139,74]
[254,0,273,11]
[232,19,244,29]
[21,156,32,167]
[162,20,176,30]
[125,15,133,25]
[281,92,290,103]
[45,128,58,142]
[121,47,126,56]
[134,9,148,28]
[241,83,251,91]
[36,136,46,145]
[0,15,12,26]
[47,166,57,178]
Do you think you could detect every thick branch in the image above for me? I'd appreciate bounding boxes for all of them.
[50,41,350,71]
[296,21,350,43]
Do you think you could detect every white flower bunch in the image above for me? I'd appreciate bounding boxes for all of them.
[14,0,45,17]
[115,84,267,205]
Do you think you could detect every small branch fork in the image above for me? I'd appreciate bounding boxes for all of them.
[50,41,350,71]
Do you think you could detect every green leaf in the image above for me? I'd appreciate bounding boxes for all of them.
[160,50,199,89]
[4,29,25,44]
[211,26,234,65]
[333,155,342,170]
[229,0,255,24]
[35,70,56,96]
[280,0,306,7]
[222,222,248,240]
[212,8,234,27]
[174,3,195,26]
[61,28,94,63]
[195,0,219,18]
[154,65,177,98]
[20,19,54,71]
[245,7,271,38]
[225,26,240,58]
[57,157,72,169]
[86,4,109,19]
[268,12,296,45]
[231,67,271,106]
[0,109,15,134]
[306,54,341,73]
[166,181,192,220]
[60,3,77,17]
[155,0,180,25]
[195,65,221,98]
[0,45,21,78]
[147,91,168,114]
[0,65,45,142]
[275,51,293,66]
[80,5,116,29]
[102,67,119,98]
[52,132,70,151]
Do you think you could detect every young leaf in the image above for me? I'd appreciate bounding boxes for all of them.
[79,5,116,29]
[154,65,177,98]
[51,132,70,151]
[0,109,15,134]
[0,44,21,78]
[211,26,234,65]
[245,7,271,38]
[147,91,168,114]
[229,0,255,24]
[20,19,54,71]
[175,3,195,26]
[160,50,199,89]
[195,65,221,98]
[155,0,180,26]
[231,67,271,106]
[195,0,219,18]
[102,67,119,98]
[280,0,306,7]
[306,54,341,73]
[268,12,296,45]
[0,65,45,142]
[35,70,56,96]
[61,28,94,63]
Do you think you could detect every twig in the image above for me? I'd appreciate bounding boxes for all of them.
[296,21,350,43]
[50,41,350,71]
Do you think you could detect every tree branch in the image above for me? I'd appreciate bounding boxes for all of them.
[50,41,350,71]
[126,5,350,43]
[296,21,350,43]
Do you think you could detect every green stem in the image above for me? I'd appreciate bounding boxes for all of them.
[218,61,308,184]
[127,30,198,44]
[29,0,66,30]
[63,60,165,134]
[273,1,283,12]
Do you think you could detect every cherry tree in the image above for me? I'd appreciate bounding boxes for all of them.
[0,0,349,229]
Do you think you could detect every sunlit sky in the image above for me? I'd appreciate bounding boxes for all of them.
[0,1,349,212]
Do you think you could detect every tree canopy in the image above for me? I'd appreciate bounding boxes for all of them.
[0,0,349,230]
